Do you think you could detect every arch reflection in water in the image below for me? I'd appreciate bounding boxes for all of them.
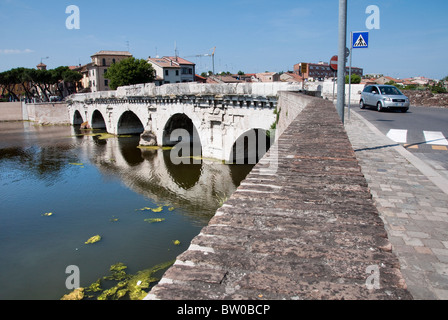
[81,133,252,221]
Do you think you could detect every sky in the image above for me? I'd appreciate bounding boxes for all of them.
[1,0,447,80]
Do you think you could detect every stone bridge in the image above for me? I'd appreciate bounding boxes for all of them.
[67,82,300,162]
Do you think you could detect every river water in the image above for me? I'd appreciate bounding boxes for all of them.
[0,121,253,300]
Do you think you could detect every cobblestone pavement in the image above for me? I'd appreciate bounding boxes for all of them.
[345,110,448,300]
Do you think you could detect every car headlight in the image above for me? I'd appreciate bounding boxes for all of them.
[383,97,391,101]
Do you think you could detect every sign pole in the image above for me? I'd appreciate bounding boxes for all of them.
[333,71,336,101]
[337,0,347,124]
[348,31,353,120]
[330,55,338,102]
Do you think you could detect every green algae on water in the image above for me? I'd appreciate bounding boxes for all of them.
[151,206,163,213]
[144,218,165,224]
[85,235,101,245]
[69,163,84,166]
[62,260,175,300]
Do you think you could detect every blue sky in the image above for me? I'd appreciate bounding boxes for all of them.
[1,0,447,79]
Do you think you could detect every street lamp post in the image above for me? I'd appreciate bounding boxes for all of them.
[337,0,348,124]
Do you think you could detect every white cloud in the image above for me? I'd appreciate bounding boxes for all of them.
[0,48,34,55]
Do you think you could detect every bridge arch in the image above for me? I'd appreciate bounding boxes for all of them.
[162,113,202,158]
[117,111,145,135]
[229,128,272,164]
[91,110,107,129]
[73,110,84,126]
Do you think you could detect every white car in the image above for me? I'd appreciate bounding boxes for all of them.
[360,85,410,113]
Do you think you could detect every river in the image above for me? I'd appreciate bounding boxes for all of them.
[0,121,253,300]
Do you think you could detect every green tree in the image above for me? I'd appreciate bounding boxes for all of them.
[104,57,155,90]
[345,74,361,84]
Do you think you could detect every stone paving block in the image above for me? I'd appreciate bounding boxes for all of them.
[345,110,448,300]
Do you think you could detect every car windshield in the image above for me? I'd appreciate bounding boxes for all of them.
[379,86,402,95]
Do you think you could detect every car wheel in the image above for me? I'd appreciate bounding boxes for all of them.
[401,108,408,113]
[377,102,383,112]
[360,100,365,109]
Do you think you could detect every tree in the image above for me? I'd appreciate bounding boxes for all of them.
[104,57,155,90]
[345,74,361,84]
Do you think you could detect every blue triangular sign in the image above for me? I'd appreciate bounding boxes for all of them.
[352,32,369,49]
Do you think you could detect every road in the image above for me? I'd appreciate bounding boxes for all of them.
[350,105,448,180]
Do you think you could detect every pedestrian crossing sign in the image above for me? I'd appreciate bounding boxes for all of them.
[352,32,369,49]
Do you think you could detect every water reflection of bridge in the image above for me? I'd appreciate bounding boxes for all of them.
[74,130,253,222]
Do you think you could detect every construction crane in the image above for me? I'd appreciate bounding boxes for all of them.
[186,47,216,75]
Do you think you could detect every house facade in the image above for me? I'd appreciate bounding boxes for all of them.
[147,56,195,85]
[88,51,133,92]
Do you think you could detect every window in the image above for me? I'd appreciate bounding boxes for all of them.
[165,70,169,76]
[102,58,106,66]
[104,69,107,74]
[112,59,116,64]
[176,70,179,76]
[363,86,373,93]
[105,80,108,87]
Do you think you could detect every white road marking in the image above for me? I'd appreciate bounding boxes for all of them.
[387,129,408,144]
[424,131,448,146]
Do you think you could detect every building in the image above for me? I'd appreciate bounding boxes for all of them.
[147,56,196,85]
[254,72,280,82]
[206,75,242,84]
[88,51,133,92]
[280,72,303,83]
[294,62,363,81]
[73,63,93,93]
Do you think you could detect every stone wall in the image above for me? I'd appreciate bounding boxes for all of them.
[0,101,70,124]
[23,102,70,125]
[0,102,23,121]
